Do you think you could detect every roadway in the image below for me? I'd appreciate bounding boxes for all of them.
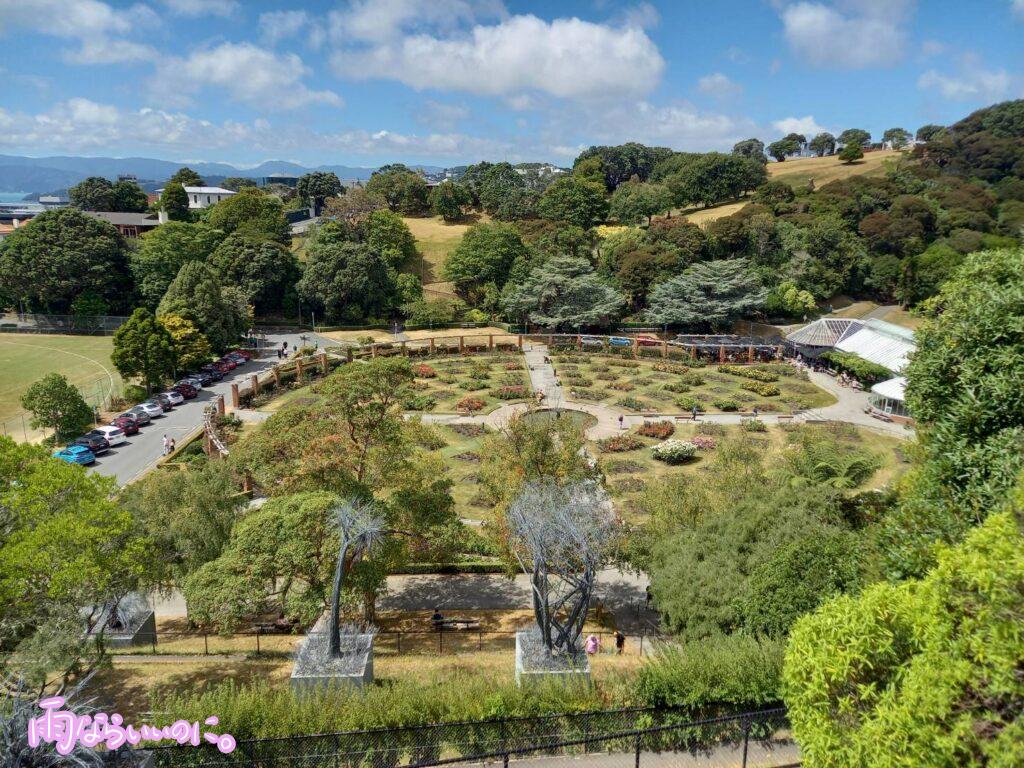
[89,331,328,486]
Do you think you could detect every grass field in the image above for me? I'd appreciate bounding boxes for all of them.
[680,149,906,228]
[0,334,121,424]
[401,214,490,298]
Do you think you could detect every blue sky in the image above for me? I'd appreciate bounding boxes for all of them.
[0,0,1021,167]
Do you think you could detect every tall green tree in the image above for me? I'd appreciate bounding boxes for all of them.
[883,127,912,149]
[768,138,801,162]
[915,124,944,142]
[477,163,530,219]
[663,153,767,208]
[645,258,766,329]
[502,254,625,329]
[0,208,131,313]
[364,209,417,266]
[110,179,149,212]
[442,222,530,305]
[131,221,226,308]
[732,138,767,164]
[159,313,212,373]
[808,132,836,157]
[205,187,290,244]
[428,181,471,222]
[20,373,94,441]
[608,180,673,224]
[296,171,344,212]
[168,167,204,186]
[69,176,114,210]
[297,241,397,323]
[572,143,673,190]
[208,232,299,314]
[0,437,156,688]
[158,262,243,352]
[160,181,191,221]
[365,166,430,215]
[536,176,609,229]
[111,307,177,392]
[838,128,871,147]
[838,143,864,164]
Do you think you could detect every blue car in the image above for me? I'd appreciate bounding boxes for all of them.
[608,336,633,347]
[52,444,96,466]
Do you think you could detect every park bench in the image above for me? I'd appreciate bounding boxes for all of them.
[432,617,482,632]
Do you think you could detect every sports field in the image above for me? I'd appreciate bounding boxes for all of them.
[0,334,122,424]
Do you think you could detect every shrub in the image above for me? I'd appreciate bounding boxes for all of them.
[820,350,892,385]
[504,361,523,371]
[122,384,148,405]
[564,375,593,388]
[696,423,725,436]
[637,421,675,439]
[680,371,705,386]
[467,369,490,381]
[596,371,619,381]
[450,423,486,438]
[456,396,486,412]
[663,382,690,394]
[741,418,768,433]
[458,380,487,392]
[571,388,606,401]
[675,396,704,412]
[740,381,780,397]
[718,364,779,383]
[412,363,437,378]
[712,399,739,412]
[605,459,645,473]
[652,439,698,464]
[608,359,641,369]
[401,394,437,411]
[598,434,646,452]
[608,381,635,391]
[491,385,529,400]
[616,396,647,412]
[691,435,717,450]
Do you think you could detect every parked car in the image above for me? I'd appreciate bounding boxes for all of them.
[91,426,126,446]
[53,445,96,465]
[136,401,165,419]
[229,348,254,361]
[161,390,185,406]
[151,394,174,411]
[111,415,140,435]
[608,336,632,347]
[212,360,234,373]
[216,357,238,371]
[636,334,661,347]
[225,352,247,365]
[190,371,216,387]
[122,408,151,426]
[173,382,198,399]
[72,433,110,455]
[199,364,224,381]
[177,377,203,391]
[580,335,604,347]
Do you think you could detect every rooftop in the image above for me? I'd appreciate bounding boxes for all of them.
[835,320,916,373]
[84,211,160,227]
[785,318,863,348]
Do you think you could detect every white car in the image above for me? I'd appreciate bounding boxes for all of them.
[161,390,185,406]
[92,426,127,446]
[136,401,165,418]
[177,377,203,390]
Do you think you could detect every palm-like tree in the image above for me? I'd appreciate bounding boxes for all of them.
[328,499,384,658]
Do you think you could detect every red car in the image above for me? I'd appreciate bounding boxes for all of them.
[217,356,238,370]
[229,348,254,360]
[173,382,198,399]
[111,415,140,435]
[636,334,661,347]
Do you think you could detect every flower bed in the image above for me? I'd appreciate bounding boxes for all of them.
[691,435,717,450]
[412,364,437,378]
[457,396,486,413]
[652,439,698,464]
[598,434,646,452]
[718,364,779,383]
[636,421,675,439]
[740,381,781,397]
[492,385,530,400]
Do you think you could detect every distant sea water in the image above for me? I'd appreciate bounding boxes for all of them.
[0,192,30,203]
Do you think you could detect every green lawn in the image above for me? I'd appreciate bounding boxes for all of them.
[549,351,835,414]
[0,334,122,424]
[595,421,911,523]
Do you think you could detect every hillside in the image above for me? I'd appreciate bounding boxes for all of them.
[682,149,904,227]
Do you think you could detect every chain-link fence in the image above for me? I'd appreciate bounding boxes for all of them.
[136,707,791,768]
[0,372,121,443]
[0,312,128,335]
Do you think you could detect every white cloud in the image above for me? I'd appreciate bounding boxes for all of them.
[332,14,664,100]
[616,2,661,30]
[151,43,343,110]
[416,100,470,131]
[918,56,1013,102]
[575,100,759,152]
[697,72,743,98]
[772,115,829,137]
[1013,0,1024,18]
[0,0,157,63]
[160,0,238,17]
[779,0,913,68]
[259,10,310,45]
[329,0,507,44]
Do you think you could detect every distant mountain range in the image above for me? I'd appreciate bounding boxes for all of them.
[0,154,445,195]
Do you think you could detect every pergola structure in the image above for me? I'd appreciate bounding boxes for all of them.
[672,334,785,363]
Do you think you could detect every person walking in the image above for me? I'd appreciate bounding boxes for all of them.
[169,438,176,454]
[618,414,624,430]
[585,634,601,655]
[614,630,625,655]
[161,434,169,455]
[691,405,699,421]
[753,406,759,418]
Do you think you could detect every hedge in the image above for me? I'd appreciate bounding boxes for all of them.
[820,351,892,385]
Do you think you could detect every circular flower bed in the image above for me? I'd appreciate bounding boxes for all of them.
[457,396,486,413]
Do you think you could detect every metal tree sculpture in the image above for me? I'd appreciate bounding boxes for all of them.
[328,498,384,658]
[507,481,615,657]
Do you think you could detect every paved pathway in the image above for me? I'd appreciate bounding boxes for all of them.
[456,741,800,767]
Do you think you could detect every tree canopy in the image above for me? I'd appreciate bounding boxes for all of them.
[608,180,673,225]
[572,143,673,190]
[131,221,225,308]
[536,176,609,229]
[111,307,177,391]
[20,373,94,442]
[645,258,766,329]
[158,262,247,351]
[442,222,530,305]
[296,172,344,211]
[208,232,299,314]
[205,188,290,244]
[502,255,625,330]
[365,165,430,215]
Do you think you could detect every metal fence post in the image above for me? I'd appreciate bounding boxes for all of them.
[634,733,641,768]
[741,718,751,768]
[397,632,401,654]
[256,628,261,655]
[204,633,209,656]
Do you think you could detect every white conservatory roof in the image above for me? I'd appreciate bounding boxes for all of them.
[871,376,907,403]
[786,318,863,348]
[834,319,916,374]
